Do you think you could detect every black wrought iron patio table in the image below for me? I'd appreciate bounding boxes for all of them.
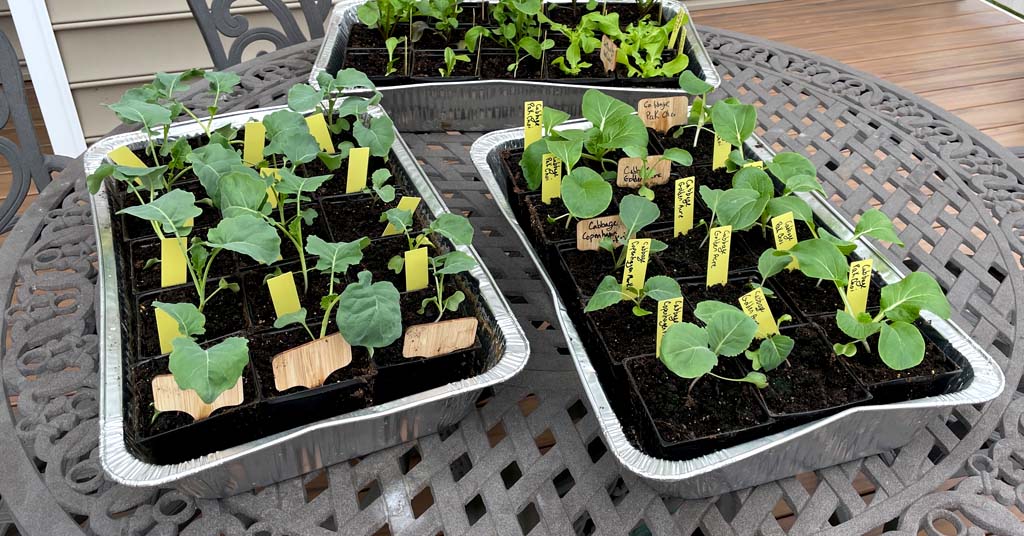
[2,29,1023,536]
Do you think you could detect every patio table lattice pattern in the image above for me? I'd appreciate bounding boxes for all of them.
[1,29,1023,536]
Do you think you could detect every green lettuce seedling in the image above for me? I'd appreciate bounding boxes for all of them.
[357,0,416,40]
[659,301,768,391]
[385,37,407,77]
[419,0,461,41]
[585,275,681,317]
[545,11,619,75]
[439,47,471,77]
[615,17,690,79]
[118,189,281,311]
[152,301,250,405]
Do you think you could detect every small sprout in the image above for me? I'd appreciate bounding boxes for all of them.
[438,47,471,78]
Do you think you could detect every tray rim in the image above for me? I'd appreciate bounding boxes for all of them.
[87,103,530,488]
[469,119,1005,486]
[308,0,721,93]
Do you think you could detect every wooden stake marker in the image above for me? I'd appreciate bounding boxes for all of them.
[152,374,243,421]
[272,332,353,390]
[403,317,479,359]
[576,215,627,251]
[638,96,688,133]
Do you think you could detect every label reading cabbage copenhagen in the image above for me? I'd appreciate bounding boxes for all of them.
[576,215,627,251]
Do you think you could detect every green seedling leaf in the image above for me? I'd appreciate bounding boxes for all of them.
[878,320,925,370]
[277,168,333,196]
[205,71,241,93]
[430,213,474,245]
[643,276,682,302]
[693,300,744,325]
[354,115,395,157]
[188,143,245,200]
[584,275,624,312]
[678,71,714,95]
[660,323,717,379]
[520,138,548,191]
[836,310,882,340]
[767,152,815,182]
[169,336,249,405]
[834,342,858,357]
[855,208,905,246]
[710,100,756,147]
[218,170,271,218]
[153,301,206,338]
[783,174,825,195]
[274,308,308,330]
[714,187,765,231]
[109,100,172,131]
[767,196,813,223]
[758,248,791,281]
[562,167,612,219]
[543,106,570,134]
[546,139,583,170]
[288,84,323,113]
[118,189,203,235]
[705,308,758,357]
[740,371,769,388]
[618,194,659,237]
[662,148,693,166]
[383,207,413,235]
[444,291,466,312]
[788,239,849,283]
[753,334,793,372]
[335,68,375,90]
[264,109,320,165]
[582,89,634,130]
[435,251,477,275]
[387,255,404,273]
[819,229,858,255]
[336,271,402,351]
[732,166,773,199]
[306,235,369,274]
[206,215,282,266]
[880,271,950,322]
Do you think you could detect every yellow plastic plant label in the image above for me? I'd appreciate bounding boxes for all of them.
[155,307,182,355]
[742,161,764,169]
[108,146,146,167]
[770,211,799,269]
[267,272,302,319]
[674,176,695,237]
[346,147,370,193]
[713,135,730,170]
[621,238,651,292]
[738,287,779,339]
[243,121,266,166]
[656,296,684,357]
[305,113,334,153]
[383,196,421,236]
[260,167,281,208]
[524,101,543,148]
[160,237,188,288]
[405,247,429,292]
[706,225,732,287]
[847,259,873,315]
[541,153,561,204]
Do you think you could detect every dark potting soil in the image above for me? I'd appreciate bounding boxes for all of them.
[759,325,870,416]
[652,128,717,166]
[479,54,543,79]
[129,238,237,293]
[559,246,618,298]
[373,281,467,366]
[696,165,736,191]
[500,149,530,194]
[651,230,759,279]
[242,262,337,329]
[815,319,959,386]
[587,301,657,363]
[772,269,881,317]
[626,354,769,444]
[248,322,376,398]
[344,49,396,77]
[321,194,407,242]
[681,275,795,320]
[358,236,408,288]
[414,29,470,50]
[525,196,579,245]
[413,52,477,77]
[136,282,247,358]
[300,155,390,200]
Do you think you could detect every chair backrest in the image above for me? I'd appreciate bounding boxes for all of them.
[188,0,333,69]
[0,29,54,233]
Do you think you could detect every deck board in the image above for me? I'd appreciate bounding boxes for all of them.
[698,0,1024,149]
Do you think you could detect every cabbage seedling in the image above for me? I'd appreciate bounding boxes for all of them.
[439,47,471,77]
[546,167,612,229]
[385,37,407,77]
[585,275,681,317]
[599,194,667,268]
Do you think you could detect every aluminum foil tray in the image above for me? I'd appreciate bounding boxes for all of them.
[87,104,529,497]
[470,120,1004,498]
[310,0,721,131]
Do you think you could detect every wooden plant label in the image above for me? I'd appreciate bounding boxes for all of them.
[403,317,479,359]
[712,135,730,170]
[305,113,335,153]
[152,374,243,421]
[267,271,302,319]
[524,101,543,148]
[576,215,627,251]
[108,145,146,167]
[405,247,429,291]
[674,176,695,237]
[656,296,684,357]
[770,211,799,270]
[600,35,618,73]
[743,161,764,169]
[706,225,732,287]
[621,238,651,292]
[541,153,561,204]
[346,147,370,193]
[383,196,422,236]
[160,237,188,288]
[738,287,779,339]
[638,96,688,133]
[155,307,182,355]
[272,332,352,390]
[243,121,266,166]
[616,156,671,189]
[847,259,873,315]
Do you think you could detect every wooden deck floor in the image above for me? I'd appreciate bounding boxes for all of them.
[698,0,1024,148]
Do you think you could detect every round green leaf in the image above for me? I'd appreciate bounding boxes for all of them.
[788,239,849,283]
[562,167,612,219]
[767,152,815,182]
[878,321,925,370]
[880,272,950,322]
[337,271,402,351]
[169,336,250,404]
[706,308,758,357]
[660,323,717,379]
[584,275,624,312]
